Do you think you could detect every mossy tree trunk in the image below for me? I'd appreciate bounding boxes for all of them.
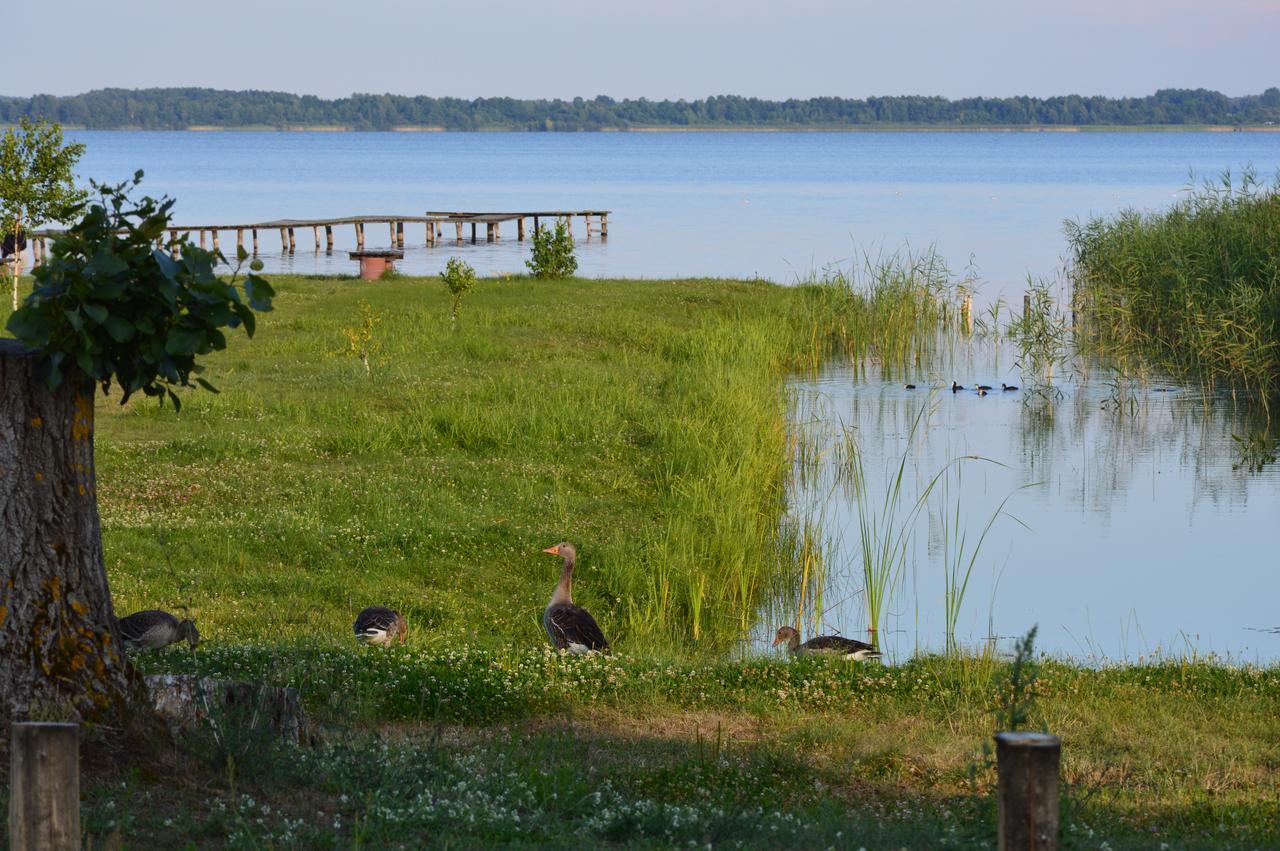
[0,339,146,728]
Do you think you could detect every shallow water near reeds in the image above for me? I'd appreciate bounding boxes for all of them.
[766,335,1280,665]
[59,130,1280,297]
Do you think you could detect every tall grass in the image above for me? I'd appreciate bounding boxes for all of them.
[1068,169,1280,402]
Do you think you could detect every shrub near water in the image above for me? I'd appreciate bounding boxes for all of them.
[1068,171,1280,399]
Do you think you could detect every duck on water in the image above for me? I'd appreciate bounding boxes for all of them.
[773,626,881,661]
[543,542,610,654]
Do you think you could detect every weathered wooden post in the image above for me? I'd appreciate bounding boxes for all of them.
[313,225,321,252]
[325,225,334,252]
[199,230,207,249]
[388,221,396,245]
[565,215,572,237]
[425,221,434,247]
[9,722,81,851]
[355,222,365,250]
[211,230,220,253]
[600,213,608,240]
[454,222,463,243]
[278,227,288,252]
[470,222,477,244]
[584,213,592,240]
[962,295,974,333]
[236,229,245,253]
[251,228,259,254]
[486,222,495,243]
[396,221,404,249]
[517,217,526,241]
[169,229,180,259]
[287,228,296,253]
[1024,291,1032,319]
[995,732,1060,851]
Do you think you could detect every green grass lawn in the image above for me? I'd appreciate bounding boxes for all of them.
[3,272,1278,848]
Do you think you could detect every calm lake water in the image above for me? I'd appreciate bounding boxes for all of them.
[63,130,1280,299]
[58,130,1280,663]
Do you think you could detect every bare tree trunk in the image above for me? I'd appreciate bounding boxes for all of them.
[0,339,147,729]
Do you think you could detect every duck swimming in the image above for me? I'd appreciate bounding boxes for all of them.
[1002,383,1019,391]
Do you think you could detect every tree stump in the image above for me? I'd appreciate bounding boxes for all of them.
[0,340,146,727]
[146,675,310,745]
[995,731,1061,850]
[9,722,80,851]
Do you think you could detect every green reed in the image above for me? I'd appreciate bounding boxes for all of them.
[1067,168,1280,404]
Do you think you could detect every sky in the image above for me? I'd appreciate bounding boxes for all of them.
[7,0,1279,100]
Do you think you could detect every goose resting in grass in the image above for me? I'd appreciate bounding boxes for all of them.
[354,606,408,647]
[543,542,610,654]
[773,626,881,661]
[116,610,200,651]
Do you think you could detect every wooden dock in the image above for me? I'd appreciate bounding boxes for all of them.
[24,210,610,265]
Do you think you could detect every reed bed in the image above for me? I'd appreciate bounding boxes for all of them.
[1068,170,1280,402]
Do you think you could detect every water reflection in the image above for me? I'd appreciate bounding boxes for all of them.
[767,338,1280,664]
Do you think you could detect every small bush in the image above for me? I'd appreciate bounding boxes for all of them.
[526,220,577,279]
[439,257,476,320]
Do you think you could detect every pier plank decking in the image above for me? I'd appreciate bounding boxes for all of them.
[24,210,609,261]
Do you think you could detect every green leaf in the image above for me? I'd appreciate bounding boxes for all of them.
[103,315,135,343]
[82,303,108,324]
[164,328,203,356]
[194,377,220,393]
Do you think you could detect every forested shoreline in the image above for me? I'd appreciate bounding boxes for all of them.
[2,87,1278,130]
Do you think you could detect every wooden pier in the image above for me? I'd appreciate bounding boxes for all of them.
[24,210,610,264]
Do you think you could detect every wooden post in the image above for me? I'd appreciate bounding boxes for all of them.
[962,295,973,333]
[313,225,321,252]
[1024,292,1032,319]
[517,217,526,241]
[486,222,495,243]
[251,229,259,254]
[236,229,245,252]
[287,228,296,253]
[565,215,572,238]
[199,230,207,249]
[425,222,434,246]
[9,722,80,851]
[600,213,608,240]
[279,227,288,252]
[470,222,477,244]
[455,222,463,243]
[396,221,405,249]
[356,222,365,250]
[584,214,592,240]
[169,230,179,259]
[388,221,396,246]
[326,225,334,252]
[32,238,42,266]
[995,732,1060,851]
[211,230,220,253]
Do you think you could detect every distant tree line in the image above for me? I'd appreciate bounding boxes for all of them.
[2,87,1278,131]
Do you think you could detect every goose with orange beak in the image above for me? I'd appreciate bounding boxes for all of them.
[542,542,610,654]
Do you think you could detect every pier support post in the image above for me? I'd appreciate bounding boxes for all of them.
[313,226,321,252]
[517,217,525,241]
[8,722,80,851]
[169,230,179,259]
[1024,292,1032,319]
[278,228,288,252]
[211,230,220,253]
[585,214,593,240]
[237,229,244,253]
[287,228,296,253]
[252,229,259,254]
[470,222,477,244]
[396,221,405,249]
[962,295,973,334]
[600,213,608,240]
[31,238,41,266]
[455,222,463,243]
[533,215,541,235]
[326,225,334,252]
[199,230,207,250]
[425,222,434,246]
[995,732,1060,851]
[356,223,365,250]
[486,223,495,243]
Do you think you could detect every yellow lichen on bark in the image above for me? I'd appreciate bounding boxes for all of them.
[34,471,44,481]
[0,604,7,626]
[72,390,94,442]
[30,416,43,427]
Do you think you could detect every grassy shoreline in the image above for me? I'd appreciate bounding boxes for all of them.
[3,273,1278,847]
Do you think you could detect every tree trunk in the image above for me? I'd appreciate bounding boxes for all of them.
[0,339,147,728]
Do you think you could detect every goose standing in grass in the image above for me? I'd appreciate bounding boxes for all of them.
[116,610,200,651]
[354,606,408,646]
[543,542,610,654]
[773,626,881,661]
